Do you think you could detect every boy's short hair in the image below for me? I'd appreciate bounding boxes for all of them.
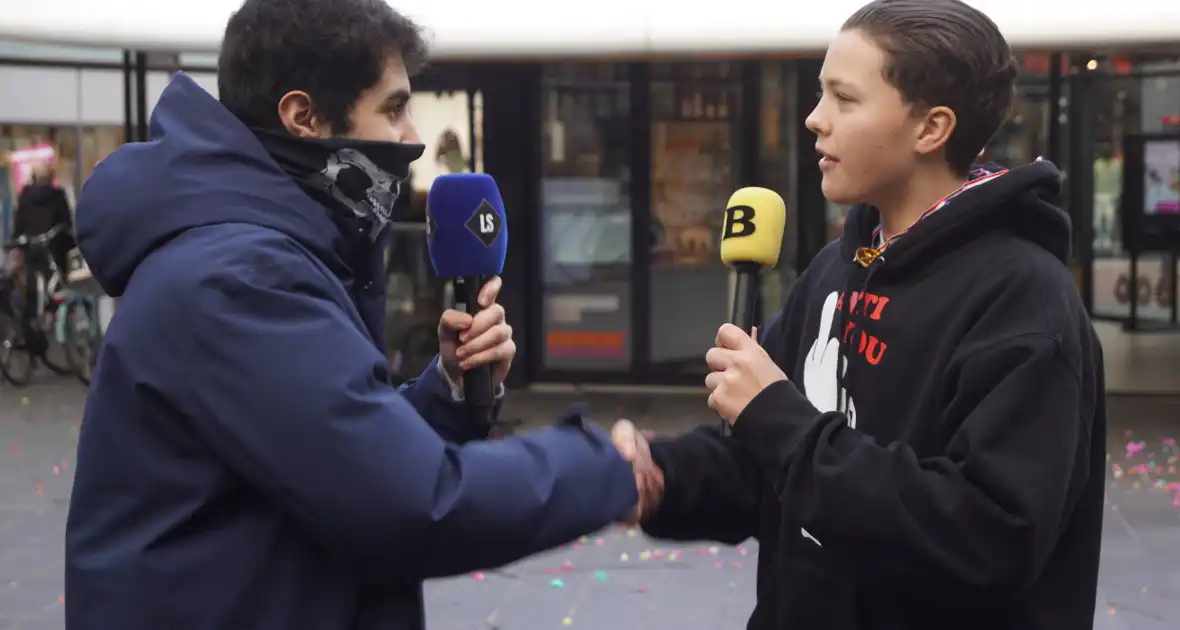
[218,0,429,133]
[843,0,1019,175]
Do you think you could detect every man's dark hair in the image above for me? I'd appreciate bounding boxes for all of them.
[843,0,1018,175]
[218,0,429,132]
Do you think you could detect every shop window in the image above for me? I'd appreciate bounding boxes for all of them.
[1082,52,1180,322]
[648,61,741,372]
[539,63,633,371]
[757,61,801,320]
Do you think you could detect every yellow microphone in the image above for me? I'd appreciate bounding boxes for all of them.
[719,187,786,333]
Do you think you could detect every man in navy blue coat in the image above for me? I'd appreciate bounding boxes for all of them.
[64,1,643,628]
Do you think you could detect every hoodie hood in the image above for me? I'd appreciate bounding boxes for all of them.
[825,159,1069,422]
[76,73,345,297]
[838,160,1069,278]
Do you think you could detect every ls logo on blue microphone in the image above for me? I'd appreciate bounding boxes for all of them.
[465,200,503,247]
[425,214,437,243]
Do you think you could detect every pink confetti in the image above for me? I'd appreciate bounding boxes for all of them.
[1127,441,1146,456]
[594,537,605,546]
[738,546,749,556]
[713,561,724,569]
[9,443,17,454]
[471,572,485,581]
[53,466,60,475]
[546,560,575,575]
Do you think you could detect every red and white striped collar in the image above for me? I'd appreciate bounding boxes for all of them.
[870,168,1009,251]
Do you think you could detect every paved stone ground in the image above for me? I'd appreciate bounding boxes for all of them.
[1,378,1178,629]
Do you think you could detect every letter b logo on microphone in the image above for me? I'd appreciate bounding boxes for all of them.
[719,187,786,270]
[722,205,756,240]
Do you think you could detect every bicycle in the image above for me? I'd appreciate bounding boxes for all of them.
[54,254,104,385]
[0,225,75,386]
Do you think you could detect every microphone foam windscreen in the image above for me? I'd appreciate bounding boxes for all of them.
[719,187,786,270]
[426,173,508,278]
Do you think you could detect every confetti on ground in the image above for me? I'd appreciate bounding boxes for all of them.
[5,389,1179,629]
[1109,435,1180,507]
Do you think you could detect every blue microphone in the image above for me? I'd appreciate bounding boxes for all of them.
[426,173,508,425]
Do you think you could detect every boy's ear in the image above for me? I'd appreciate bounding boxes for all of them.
[914,105,956,157]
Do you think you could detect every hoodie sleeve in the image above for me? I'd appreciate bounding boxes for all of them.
[639,314,785,544]
[181,250,638,584]
[642,425,762,544]
[732,331,1094,601]
[393,358,499,444]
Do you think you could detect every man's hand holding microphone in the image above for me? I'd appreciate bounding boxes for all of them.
[437,275,514,389]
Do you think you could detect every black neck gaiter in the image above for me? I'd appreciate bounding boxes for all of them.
[252,128,425,242]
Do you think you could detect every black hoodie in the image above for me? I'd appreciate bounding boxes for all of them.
[643,161,1106,630]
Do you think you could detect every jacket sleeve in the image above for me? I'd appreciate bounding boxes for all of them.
[732,332,1095,601]
[53,187,74,230]
[11,189,29,238]
[181,252,638,584]
[394,358,500,444]
[639,313,787,544]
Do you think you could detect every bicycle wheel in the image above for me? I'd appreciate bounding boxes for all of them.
[63,299,100,385]
[39,334,72,376]
[0,309,34,387]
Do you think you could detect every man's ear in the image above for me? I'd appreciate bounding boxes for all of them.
[277,91,330,138]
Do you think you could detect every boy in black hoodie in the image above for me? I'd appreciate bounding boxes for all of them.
[611,1,1107,628]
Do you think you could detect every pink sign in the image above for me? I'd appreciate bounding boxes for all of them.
[8,143,58,191]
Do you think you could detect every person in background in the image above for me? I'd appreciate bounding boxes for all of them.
[65,1,644,629]
[435,128,468,174]
[12,163,77,352]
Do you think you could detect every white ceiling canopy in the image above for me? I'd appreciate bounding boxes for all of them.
[0,0,1177,58]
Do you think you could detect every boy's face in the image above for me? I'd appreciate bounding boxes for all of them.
[806,29,924,207]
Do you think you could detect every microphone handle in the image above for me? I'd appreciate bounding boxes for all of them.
[722,262,763,437]
[730,262,762,334]
[454,276,497,427]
